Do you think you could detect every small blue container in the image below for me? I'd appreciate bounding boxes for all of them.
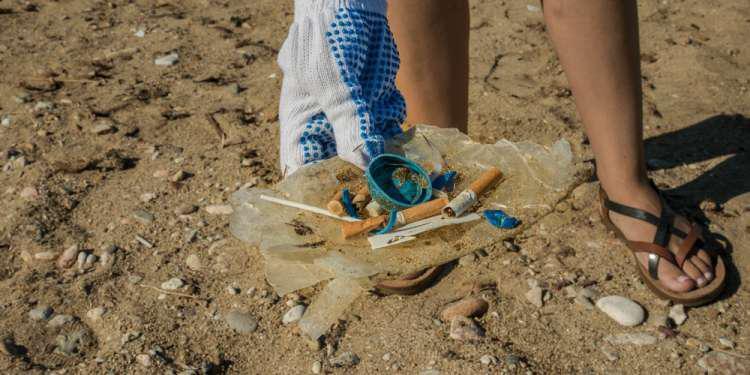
[366,154,433,212]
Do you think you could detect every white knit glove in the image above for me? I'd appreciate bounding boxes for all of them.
[277,0,406,177]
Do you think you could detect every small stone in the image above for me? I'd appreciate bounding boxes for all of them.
[137,353,152,367]
[329,352,360,368]
[205,204,233,215]
[311,361,322,374]
[154,52,179,66]
[525,286,544,308]
[135,235,154,248]
[604,333,657,346]
[19,187,39,200]
[1,114,11,127]
[449,316,484,341]
[161,277,185,290]
[184,229,198,243]
[459,253,477,266]
[132,209,155,225]
[34,251,57,260]
[698,352,747,373]
[382,353,392,362]
[225,310,258,333]
[175,204,198,215]
[480,354,498,365]
[227,286,240,295]
[87,307,106,321]
[282,305,306,325]
[563,285,577,298]
[171,170,189,182]
[48,314,74,327]
[669,304,687,326]
[84,253,97,269]
[121,331,142,345]
[440,297,489,322]
[600,346,620,362]
[503,240,520,252]
[29,306,53,321]
[58,245,79,268]
[596,296,645,326]
[55,330,88,356]
[719,337,735,349]
[140,193,157,203]
[75,251,87,272]
[185,254,202,271]
[91,121,116,135]
[34,101,54,112]
[578,287,599,300]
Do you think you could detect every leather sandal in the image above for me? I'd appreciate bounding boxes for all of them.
[374,265,444,295]
[598,184,726,306]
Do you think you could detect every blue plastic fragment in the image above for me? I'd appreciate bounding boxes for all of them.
[431,171,457,192]
[483,210,520,229]
[341,188,360,219]
[372,209,399,235]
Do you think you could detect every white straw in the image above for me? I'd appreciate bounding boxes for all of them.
[259,195,360,222]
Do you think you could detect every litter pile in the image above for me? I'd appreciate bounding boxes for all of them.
[230,125,582,341]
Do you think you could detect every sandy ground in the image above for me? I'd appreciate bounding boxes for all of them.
[0,0,749,374]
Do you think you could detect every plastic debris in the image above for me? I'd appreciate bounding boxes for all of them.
[230,125,582,340]
[483,210,520,229]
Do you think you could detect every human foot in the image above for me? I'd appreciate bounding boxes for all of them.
[600,183,715,293]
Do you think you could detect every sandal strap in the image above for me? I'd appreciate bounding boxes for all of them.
[627,240,676,280]
[604,197,676,248]
[674,225,702,268]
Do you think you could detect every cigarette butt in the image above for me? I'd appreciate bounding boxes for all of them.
[327,190,345,216]
[341,197,449,239]
[469,167,503,195]
[442,190,477,218]
[341,215,387,239]
[398,197,449,224]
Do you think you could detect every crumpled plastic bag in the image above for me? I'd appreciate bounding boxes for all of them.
[230,125,583,340]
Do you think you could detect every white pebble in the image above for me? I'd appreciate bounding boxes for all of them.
[87,306,107,321]
[205,204,234,215]
[480,354,498,365]
[311,361,322,374]
[161,277,185,290]
[282,305,306,325]
[669,304,688,326]
[154,52,179,66]
[596,296,645,327]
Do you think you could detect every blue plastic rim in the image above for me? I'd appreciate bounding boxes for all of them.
[366,153,432,211]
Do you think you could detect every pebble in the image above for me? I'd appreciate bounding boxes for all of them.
[175,204,198,215]
[185,254,202,271]
[1,114,11,127]
[600,346,620,362]
[184,229,198,243]
[311,361,322,374]
[563,285,577,298]
[698,352,747,373]
[137,353,152,367]
[329,352,360,368]
[596,296,645,326]
[19,186,39,200]
[205,204,234,215]
[154,52,179,66]
[48,314,74,327]
[449,316,484,341]
[458,253,477,266]
[87,307,106,321]
[34,251,57,260]
[604,333,657,346]
[282,304,306,325]
[225,310,258,333]
[57,244,79,268]
[135,235,154,248]
[84,253,97,269]
[91,121,116,135]
[227,286,240,295]
[161,277,185,290]
[525,286,544,308]
[75,251,87,272]
[718,337,735,349]
[132,209,155,225]
[29,306,53,321]
[669,304,687,326]
[55,330,87,356]
[578,287,599,300]
[140,192,157,203]
[171,170,189,182]
[480,354,498,365]
[440,297,489,322]
[382,353,392,362]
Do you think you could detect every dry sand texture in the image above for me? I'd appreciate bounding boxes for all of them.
[0,0,749,374]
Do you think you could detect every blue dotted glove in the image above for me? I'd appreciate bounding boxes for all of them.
[278,0,406,176]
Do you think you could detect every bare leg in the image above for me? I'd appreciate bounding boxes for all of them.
[388,0,469,132]
[543,0,714,292]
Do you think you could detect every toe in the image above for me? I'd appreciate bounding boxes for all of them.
[696,249,714,280]
[650,256,696,293]
[681,259,707,287]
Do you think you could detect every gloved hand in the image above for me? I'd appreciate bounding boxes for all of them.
[277,0,406,177]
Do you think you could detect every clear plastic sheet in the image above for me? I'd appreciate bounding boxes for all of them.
[230,125,582,339]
